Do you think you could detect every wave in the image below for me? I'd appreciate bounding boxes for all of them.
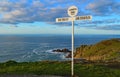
[45,49,55,54]
[32,48,40,55]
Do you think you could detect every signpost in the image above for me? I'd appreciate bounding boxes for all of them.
[56,6,92,77]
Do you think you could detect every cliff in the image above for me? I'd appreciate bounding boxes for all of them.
[74,38,120,62]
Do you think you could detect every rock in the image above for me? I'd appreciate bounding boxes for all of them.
[52,48,71,58]
[53,48,71,53]
[66,53,71,58]
[61,48,71,52]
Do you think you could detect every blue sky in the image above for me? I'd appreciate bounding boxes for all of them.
[0,0,120,34]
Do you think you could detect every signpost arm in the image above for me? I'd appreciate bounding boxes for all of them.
[71,19,74,77]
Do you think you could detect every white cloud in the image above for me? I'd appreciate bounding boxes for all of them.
[0,0,120,31]
[86,0,114,15]
[0,0,69,24]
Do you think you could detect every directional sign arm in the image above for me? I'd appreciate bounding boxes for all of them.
[75,15,92,21]
[56,17,72,22]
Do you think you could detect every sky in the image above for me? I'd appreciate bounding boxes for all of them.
[0,0,120,34]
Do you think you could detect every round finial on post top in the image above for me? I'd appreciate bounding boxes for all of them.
[68,6,78,17]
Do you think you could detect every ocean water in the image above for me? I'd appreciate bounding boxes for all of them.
[0,34,120,62]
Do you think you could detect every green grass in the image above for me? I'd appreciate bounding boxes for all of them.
[0,60,120,77]
[75,39,120,61]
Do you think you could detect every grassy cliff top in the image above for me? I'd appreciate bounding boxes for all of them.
[75,38,120,61]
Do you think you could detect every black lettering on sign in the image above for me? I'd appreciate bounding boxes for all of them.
[62,18,65,21]
[76,17,79,20]
[58,18,61,21]
[69,8,77,11]
[71,11,75,15]
[61,18,68,21]
[65,18,68,21]
[87,16,91,19]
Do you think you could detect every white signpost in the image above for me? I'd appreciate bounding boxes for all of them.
[56,6,92,77]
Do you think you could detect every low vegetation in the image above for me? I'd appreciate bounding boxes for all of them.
[0,60,120,77]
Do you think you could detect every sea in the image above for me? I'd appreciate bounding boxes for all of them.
[0,34,120,62]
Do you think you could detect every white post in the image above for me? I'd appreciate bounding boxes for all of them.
[71,19,74,77]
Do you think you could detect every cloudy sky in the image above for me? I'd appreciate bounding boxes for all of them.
[0,0,120,34]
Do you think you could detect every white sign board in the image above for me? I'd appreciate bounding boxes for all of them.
[68,6,78,17]
[75,15,92,21]
[56,17,72,22]
[56,15,92,22]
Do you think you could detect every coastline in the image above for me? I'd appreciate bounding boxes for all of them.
[0,35,120,62]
